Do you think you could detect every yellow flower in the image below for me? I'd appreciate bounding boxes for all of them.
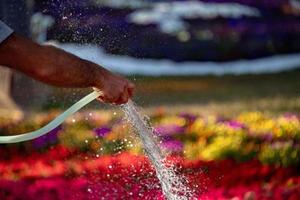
[159,116,186,126]
[200,135,243,161]
[275,117,300,138]
[237,112,266,124]
[189,118,206,134]
[248,119,276,135]
[184,139,206,160]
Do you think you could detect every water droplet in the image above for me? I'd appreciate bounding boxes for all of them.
[89,113,93,116]
[96,154,100,158]
[113,112,117,116]
[87,188,92,193]
[72,119,76,123]
[85,140,89,144]
[108,165,113,169]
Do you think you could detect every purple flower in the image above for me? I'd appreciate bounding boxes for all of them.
[283,113,300,120]
[154,125,185,136]
[160,140,183,152]
[93,127,111,137]
[225,120,246,130]
[258,133,274,141]
[179,113,197,122]
[32,126,62,148]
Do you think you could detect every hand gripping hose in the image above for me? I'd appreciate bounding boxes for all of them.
[0,90,102,144]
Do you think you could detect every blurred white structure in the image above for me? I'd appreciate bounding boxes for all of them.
[129,1,260,34]
[94,0,148,8]
[95,0,260,34]
[57,43,300,76]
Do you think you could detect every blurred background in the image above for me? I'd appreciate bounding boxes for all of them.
[0,0,300,199]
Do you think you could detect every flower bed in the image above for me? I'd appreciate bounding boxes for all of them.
[1,111,300,167]
[0,110,300,199]
[0,149,299,199]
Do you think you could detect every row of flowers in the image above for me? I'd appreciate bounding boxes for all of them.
[1,111,300,167]
[0,150,299,199]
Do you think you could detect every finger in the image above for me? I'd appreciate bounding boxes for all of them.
[127,87,134,98]
[128,81,135,90]
[119,94,129,105]
[97,96,105,103]
[128,81,135,88]
[98,94,117,104]
[127,82,135,97]
[115,89,129,105]
[105,89,123,104]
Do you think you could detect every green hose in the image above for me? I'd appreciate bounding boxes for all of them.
[0,91,101,144]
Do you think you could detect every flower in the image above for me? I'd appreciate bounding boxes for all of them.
[224,120,246,130]
[161,140,184,152]
[32,126,62,148]
[154,124,185,136]
[93,127,111,137]
[179,113,197,122]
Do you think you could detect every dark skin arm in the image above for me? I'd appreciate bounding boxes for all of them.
[0,33,134,105]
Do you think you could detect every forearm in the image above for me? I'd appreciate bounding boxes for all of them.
[0,33,135,104]
[0,33,104,88]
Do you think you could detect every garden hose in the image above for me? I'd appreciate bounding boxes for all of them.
[0,90,102,144]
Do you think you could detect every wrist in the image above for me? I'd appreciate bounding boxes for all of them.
[89,63,108,89]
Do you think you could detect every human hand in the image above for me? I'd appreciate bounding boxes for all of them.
[93,69,135,105]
